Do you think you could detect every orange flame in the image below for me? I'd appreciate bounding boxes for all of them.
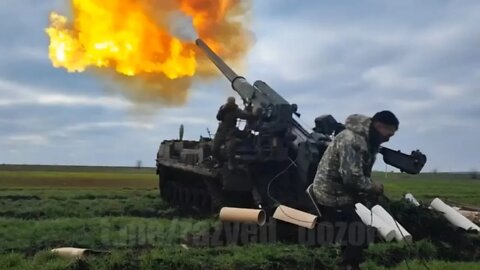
[46,0,252,104]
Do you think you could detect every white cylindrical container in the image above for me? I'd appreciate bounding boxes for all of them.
[51,247,87,259]
[404,193,420,206]
[371,205,412,242]
[355,203,396,242]
[430,198,480,232]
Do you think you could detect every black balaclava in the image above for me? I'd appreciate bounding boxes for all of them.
[369,124,383,147]
[369,110,399,147]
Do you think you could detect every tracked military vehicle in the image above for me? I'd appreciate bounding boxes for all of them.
[156,39,427,214]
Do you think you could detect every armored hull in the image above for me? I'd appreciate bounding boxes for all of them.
[156,137,316,214]
[156,139,218,213]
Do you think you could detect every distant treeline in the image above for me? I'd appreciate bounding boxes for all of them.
[0,164,156,172]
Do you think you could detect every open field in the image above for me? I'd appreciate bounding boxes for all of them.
[0,165,479,269]
[375,172,480,206]
[0,165,156,188]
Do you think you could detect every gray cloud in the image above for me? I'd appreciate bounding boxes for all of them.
[0,1,479,171]
[245,0,480,171]
[0,78,132,109]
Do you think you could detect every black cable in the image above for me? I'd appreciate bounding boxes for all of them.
[380,203,412,270]
[265,159,430,270]
[365,200,412,269]
[265,157,296,206]
[382,199,431,270]
[265,157,326,224]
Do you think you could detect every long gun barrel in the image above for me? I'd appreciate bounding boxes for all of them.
[196,39,256,101]
[196,38,310,141]
[195,39,239,82]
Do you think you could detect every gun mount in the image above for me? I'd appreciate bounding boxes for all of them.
[155,39,427,215]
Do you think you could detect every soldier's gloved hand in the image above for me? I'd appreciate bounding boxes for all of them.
[370,181,384,195]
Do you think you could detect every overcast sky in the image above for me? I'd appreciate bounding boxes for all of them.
[0,0,479,172]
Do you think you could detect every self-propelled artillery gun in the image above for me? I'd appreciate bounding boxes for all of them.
[155,39,427,214]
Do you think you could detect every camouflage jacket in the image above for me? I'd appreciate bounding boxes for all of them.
[312,114,379,207]
[216,104,252,133]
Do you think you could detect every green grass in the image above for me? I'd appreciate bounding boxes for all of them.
[0,165,479,269]
[0,164,157,188]
[362,260,480,270]
[0,171,156,188]
[0,245,338,270]
[0,245,478,270]
[0,217,216,254]
[0,188,156,199]
[374,172,480,206]
[0,189,180,219]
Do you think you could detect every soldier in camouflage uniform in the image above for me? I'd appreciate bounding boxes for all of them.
[212,97,254,169]
[312,111,399,270]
